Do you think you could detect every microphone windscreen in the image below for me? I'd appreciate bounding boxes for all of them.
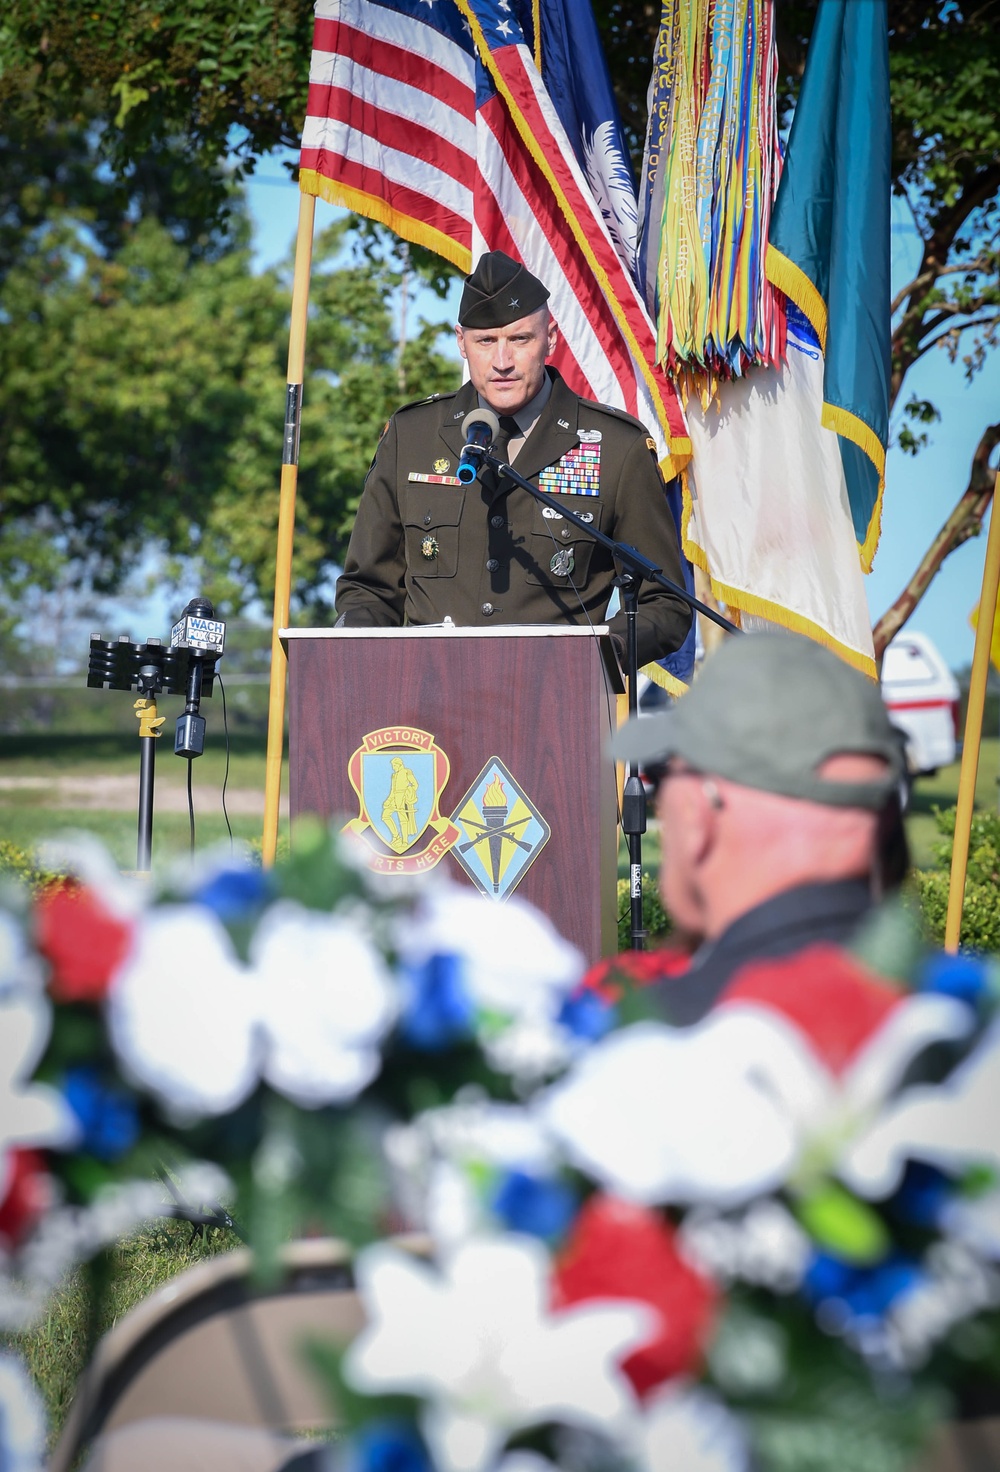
[460,407,500,440]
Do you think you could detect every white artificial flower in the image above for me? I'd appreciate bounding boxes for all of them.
[251,902,397,1106]
[344,1236,652,1472]
[0,1353,46,1472]
[0,914,43,999]
[842,1016,1000,1198]
[539,993,973,1207]
[941,1188,1000,1260]
[109,906,258,1117]
[680,1201,812,1293]
[634,1385,749,1472]
[398,882,583,1023]
[0,994,79,1199]
[384,1098,556,1245]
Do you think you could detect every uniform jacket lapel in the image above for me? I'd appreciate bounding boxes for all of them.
[510,371,581,484]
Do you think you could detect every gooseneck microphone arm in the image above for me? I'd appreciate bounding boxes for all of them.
[479,450,740,951]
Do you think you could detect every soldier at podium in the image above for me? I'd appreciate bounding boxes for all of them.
[334,251,692,667]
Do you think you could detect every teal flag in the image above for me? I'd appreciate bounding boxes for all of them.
[767,0,891,571]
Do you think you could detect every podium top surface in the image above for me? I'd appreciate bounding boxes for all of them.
[280,624,611,640]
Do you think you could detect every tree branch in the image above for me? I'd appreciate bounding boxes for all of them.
[890,259,994,318]
[872,422,1000,659]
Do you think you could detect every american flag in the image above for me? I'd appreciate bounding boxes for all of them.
[299,0,691,475]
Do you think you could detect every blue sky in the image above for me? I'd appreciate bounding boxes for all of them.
[243,157,997,673]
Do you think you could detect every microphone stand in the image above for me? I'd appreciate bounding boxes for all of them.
[475,447,740,951]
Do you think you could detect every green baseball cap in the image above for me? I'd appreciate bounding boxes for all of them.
[612,633,903,810]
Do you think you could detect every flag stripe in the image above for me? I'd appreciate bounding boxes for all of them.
[309,31,474,122]
[312,8,472,77]
[302,150,472,250]
[302,85,473,196]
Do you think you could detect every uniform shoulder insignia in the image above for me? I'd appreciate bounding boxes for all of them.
[587,399,651,435]
[394,389,458,415]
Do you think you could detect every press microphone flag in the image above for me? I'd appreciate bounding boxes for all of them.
[171,597,225,758]
[457,407,501,484]
[170,599,226,657]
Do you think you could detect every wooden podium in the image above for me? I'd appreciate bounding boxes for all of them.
[282,625,623,963]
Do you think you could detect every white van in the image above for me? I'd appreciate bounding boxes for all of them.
[880,630,960,776]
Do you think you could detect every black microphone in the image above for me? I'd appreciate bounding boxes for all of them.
[457,407,501,484]
[170,597,226,758]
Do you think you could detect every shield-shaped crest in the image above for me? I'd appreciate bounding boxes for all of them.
[344,726,460,874]
[360,749,436,854]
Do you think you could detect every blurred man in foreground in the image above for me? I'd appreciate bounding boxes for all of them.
[612,632,907,1025]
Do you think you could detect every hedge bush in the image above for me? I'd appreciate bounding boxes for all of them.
[908,806,1000,952]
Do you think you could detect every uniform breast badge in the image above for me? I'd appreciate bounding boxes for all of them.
[421,535,439,560]
[538,442,601,496]
[433,458,451,474]
[344,727,460,874]
[549,549,574,577]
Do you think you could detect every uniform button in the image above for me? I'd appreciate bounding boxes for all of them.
[561,528,571,538]
[486,558,499,572]
[424,514,432,525]
[490,514,505,528]
[481,602,494,616]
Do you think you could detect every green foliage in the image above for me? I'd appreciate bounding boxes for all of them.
[0,838,63,894]
[0,192,459,624]
[908,805,1000,952]
[0,0,315,235]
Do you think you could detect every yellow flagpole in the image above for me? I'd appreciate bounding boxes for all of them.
[945,467,1000,951]
[262,190,317,867]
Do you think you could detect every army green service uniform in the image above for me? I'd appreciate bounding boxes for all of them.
[334,369,692,667]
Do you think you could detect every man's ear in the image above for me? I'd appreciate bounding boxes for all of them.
[683,780,721,867]
[455,325,468,361]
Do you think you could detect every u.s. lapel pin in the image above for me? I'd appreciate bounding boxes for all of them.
[557,418,570,429]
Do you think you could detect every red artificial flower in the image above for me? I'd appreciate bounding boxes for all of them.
[720,944,902,1077]
[552,1194,718,1398]
[0,1149,53,1251]
[35,884,134,1004]
[578,945,693,1003]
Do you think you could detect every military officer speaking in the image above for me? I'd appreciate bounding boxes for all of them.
[334,251,692,667]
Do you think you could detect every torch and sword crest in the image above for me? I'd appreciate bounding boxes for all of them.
[458,771,536,894]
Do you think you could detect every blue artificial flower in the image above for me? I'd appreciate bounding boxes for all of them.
[194,867,271,922]
[400,953,475,1051]
[917,952,989,1006]
[890,1161,953,1229]
[490,1168,578,1240]
[351,1421,431,1472]
[63,1065,140,1162]
[558,988,617,1042]
[802,1249,923,1323]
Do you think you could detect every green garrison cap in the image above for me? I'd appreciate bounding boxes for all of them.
[612,633,904,810]
[458,250,550,329]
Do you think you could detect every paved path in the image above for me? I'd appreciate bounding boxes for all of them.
[0,774,286,817]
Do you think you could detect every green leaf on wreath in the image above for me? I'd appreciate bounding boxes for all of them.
[794,1181,889,1264]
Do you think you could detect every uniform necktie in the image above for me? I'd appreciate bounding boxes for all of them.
[492,415,521,465]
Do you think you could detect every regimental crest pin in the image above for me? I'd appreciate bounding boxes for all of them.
[344,726,460,874]
[449,757,550,900]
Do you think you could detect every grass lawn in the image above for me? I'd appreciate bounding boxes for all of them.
[0,730,289,869]
[3,1221,241,1450]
